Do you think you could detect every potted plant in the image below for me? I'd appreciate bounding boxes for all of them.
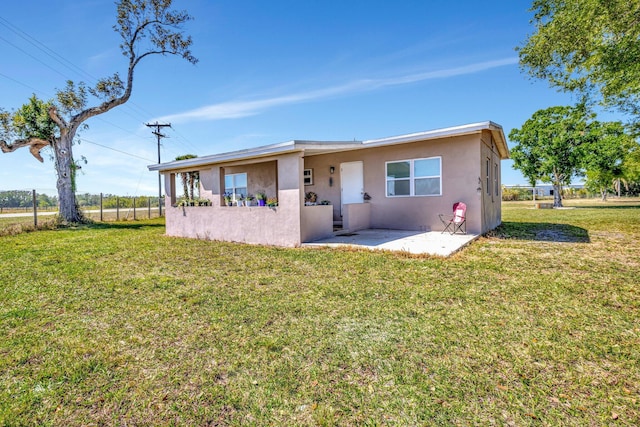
[266,197,278,207]
[255,191,267,206]
[236,194,245,207]
[245,195,254,206]
[305,191,317,205]
[223,192,233,206]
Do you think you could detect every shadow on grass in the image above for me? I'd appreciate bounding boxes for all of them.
[573,204,640,210]
[489,222,590,243]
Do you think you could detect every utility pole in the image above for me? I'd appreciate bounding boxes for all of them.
[145,122,171,216]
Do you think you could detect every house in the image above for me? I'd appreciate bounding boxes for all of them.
[148,121,509,247]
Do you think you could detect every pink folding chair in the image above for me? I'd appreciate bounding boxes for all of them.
[439,202,467,234]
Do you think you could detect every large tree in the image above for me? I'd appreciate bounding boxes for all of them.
[509,105,590,207]
[517,0,640,132]
[0,0,197,223]
[582,121,637,200]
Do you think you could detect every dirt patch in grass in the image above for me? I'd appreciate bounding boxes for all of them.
[489,221,590,243]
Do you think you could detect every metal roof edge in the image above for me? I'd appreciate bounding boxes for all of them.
[148,121,510,172]
[363,121,492,145]
[148,140,299,171]
[363,121,509,159]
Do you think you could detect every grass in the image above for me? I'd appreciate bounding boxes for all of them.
[1,200,639,425]
[0,208,160,236]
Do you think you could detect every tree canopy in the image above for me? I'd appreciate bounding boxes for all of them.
[582,121,637,200]
[0,0,197,223]
[517,0,640,132]
[510,105,592,207]
[510,105,639,205]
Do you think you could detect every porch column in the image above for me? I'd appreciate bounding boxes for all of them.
[205,167,221,207]
[276,153,304,245]
[165,173,176,207]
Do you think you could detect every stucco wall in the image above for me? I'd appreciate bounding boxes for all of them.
[301,205,334,242]
[165,205,304,246]
[480,130,502,232]
[303,134,492,234]
[343,203,371,232]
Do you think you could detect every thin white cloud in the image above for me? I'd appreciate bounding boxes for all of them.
[156,57,518,124]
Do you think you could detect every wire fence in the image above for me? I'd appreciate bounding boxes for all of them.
[0,190,165,234]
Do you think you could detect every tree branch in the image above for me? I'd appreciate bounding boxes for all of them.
[0,137,51,162]
[48,106,68,129]
[67,1,197,128]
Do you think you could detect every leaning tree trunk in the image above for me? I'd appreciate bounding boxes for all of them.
[552,183,563,208]
[54,130,84,223]
[601,189,608,201]
[551,169,563,208]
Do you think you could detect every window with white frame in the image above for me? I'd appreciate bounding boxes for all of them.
[494,163,499,196]
[224,173,247,201]
[303,169,313,185]
[386,157,441,197]
[486,158,491,195]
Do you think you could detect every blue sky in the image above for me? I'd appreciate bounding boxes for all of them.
[0,0,609,196]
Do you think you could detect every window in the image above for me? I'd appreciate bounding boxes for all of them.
[303,169,313,185]
[494,163,499,196]
[386,157,441,197]
[224,173,247,201]
[486,158,490,195]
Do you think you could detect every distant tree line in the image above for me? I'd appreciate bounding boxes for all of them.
[0,190,57,209]
[0,191,160,210]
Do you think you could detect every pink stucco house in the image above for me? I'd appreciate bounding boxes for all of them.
[148,121,509,247]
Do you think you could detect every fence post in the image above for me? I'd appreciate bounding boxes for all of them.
[148,197,151,218]
[133,197,137,220]
[100,193,104,222]
[32,189,37,227]
[116,197,120,221]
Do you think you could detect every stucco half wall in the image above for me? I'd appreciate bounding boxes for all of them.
[162,152,335,247]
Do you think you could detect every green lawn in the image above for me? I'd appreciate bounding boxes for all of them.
[1,201,639,425]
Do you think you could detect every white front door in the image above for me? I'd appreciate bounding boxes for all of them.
[340,161,364,216]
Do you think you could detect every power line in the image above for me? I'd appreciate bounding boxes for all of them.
[78,137,155,162]
[0,72,53,98]
[0,16,98,83]
[0,17,158,124]
[0,17,201,165]
[167,127,201,154]
[0,34,71,81]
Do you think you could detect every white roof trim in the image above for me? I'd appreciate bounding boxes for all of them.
[363,121,502,146]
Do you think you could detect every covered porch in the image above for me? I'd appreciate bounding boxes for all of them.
[161,150,339,247]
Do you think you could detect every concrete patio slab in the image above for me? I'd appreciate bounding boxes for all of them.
[302,229,479,256]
